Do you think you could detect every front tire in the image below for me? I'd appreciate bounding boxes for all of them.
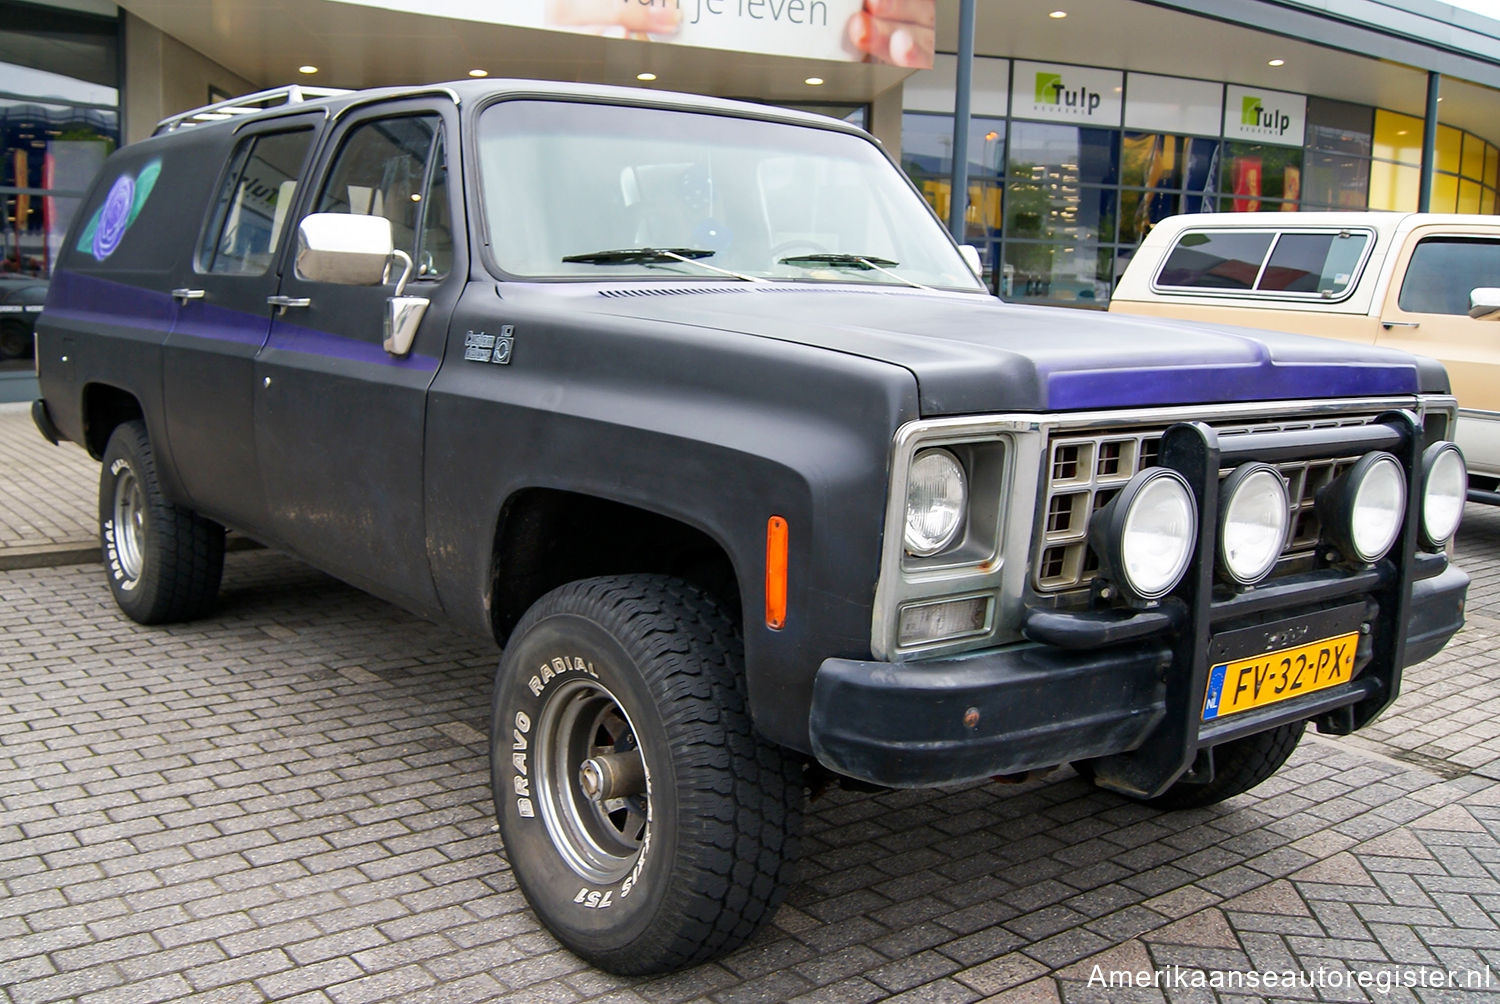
[99,420,225,624]
[491,575,804,974]
[1077,720,1306,810]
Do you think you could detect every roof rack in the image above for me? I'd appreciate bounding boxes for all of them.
[154,84,353,135]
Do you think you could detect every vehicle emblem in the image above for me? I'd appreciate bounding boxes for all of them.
[464,326,514,365]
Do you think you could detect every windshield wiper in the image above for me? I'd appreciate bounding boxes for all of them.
[563,247,715,264]
[777,252,932,291]
[561,247,761,282]
[777,253,899,269]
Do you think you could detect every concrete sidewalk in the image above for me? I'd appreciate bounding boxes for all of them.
[0,402,101,570]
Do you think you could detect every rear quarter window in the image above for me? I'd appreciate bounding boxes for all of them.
[1155,228,1370,299]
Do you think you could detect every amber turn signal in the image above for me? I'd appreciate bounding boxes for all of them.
[766,516,789,629]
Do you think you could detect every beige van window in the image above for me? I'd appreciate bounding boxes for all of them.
[1157,228,1369,298]
[1398,237,1500,315]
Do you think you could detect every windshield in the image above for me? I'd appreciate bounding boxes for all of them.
[477,99,984,291]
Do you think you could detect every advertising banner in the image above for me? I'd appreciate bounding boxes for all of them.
[1010,61,1123,126]
[1222,84,1306,147]
[328,0,934,67]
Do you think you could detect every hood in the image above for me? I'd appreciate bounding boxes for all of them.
[527,283,1445,416]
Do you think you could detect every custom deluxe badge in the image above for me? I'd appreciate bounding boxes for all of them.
[464,326,514,365]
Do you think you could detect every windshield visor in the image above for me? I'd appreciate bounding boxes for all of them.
[477,99,983,291]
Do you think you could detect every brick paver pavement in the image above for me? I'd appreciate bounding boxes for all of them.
[0,402,98,555]
[2,513,1499,1002]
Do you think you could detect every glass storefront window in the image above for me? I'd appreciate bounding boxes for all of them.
[1373,110,1422,165]
[1462,134,1485,182]
[1006,122,1118,187]
[1003,181,1114,243]
[902,112,1005,180]
[1306,98,1372,157]
[1000,241,1111,306]
[1222,142,1303,210]
[1303,151,1369,210]
[1,4,120,372]
[1369,160,1419,211]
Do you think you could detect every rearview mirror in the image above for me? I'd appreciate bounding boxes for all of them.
[1469,287,1500,320]
[296,213,394,285]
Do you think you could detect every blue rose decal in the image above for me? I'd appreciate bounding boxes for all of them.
[77,159,162,262]
[92,175,135,261]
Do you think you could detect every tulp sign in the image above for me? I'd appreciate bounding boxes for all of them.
[326,0,907,65]
[1223,84,1306,147]
[1010,61,1122,126]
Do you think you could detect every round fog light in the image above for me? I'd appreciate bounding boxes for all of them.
[1421,442,1466,547]
[1319,452,1406,564]
[1219,463,1289,585]
[904,448,967,556]
[1092,468,1197,602]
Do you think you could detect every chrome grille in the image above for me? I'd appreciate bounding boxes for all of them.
[1035,414,1373,593]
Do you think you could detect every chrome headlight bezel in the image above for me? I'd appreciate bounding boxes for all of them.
[903,448,968,557]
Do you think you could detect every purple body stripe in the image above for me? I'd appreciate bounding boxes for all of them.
[1044,362,1418,410]
[47,270,438,371]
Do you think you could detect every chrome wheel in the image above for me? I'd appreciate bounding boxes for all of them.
[111,464,146,587]
[534,678,650,884]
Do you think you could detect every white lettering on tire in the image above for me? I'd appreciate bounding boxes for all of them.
[513,709,534,818]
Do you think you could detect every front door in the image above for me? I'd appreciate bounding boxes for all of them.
[163,119,319,531]
[1376,226,1500,474]
[254,101,461,614]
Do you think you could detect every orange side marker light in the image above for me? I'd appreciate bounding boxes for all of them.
[766,516,789,630]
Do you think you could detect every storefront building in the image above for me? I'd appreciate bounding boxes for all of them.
[3,0,1500,398]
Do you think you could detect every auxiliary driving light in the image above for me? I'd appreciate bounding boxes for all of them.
[1091,468,1197,602]
[1318,452,1406,564]
[1218,463,1289,586]
[904,448,967,556]
[1420,442,1466,547]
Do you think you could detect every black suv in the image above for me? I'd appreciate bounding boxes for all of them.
[32,80,1470,974]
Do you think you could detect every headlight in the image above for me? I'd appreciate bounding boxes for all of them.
[904,448,967,556]
[1319,452,1406,564]
[1091,468,1197,602]
[1421,443,1466,547]
[1218,464,1289,586]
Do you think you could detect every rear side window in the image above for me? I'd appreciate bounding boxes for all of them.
[198,128,315,275]
[1157,232,1272,290]
[1156,229,1370,298]
[1398,237,1500,315]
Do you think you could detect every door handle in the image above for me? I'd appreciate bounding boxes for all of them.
[1381,320,1420,329]
[267,295,312,313]
[171,288,205,303]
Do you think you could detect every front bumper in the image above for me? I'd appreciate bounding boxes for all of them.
[811,413,1469,795]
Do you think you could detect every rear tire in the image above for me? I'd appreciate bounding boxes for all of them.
[99,420,225,624]
[491,574,804,974]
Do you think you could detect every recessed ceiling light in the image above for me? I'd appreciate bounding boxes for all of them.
[1267,58,1284,67]
[637,72,657,81]
[468,69,488,78]
[804,76,824,86]
[298,65,318,74]
[1437,96,1444,101]
[1048,10,1067,18]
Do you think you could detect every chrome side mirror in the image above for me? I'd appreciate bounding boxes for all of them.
[296,213,393,285]
[959,244,982,279]
[295,213,430,357]
[1469,287,1500,320]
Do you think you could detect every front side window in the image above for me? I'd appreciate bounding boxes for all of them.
[476,100,982,291]
[1398,237,1500,315]
[198,128,314,275]
[314,114,451,279]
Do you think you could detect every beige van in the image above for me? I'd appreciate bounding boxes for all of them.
[1110,212,1500,499]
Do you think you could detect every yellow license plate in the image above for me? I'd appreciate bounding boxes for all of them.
[1202,632,1358,721]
